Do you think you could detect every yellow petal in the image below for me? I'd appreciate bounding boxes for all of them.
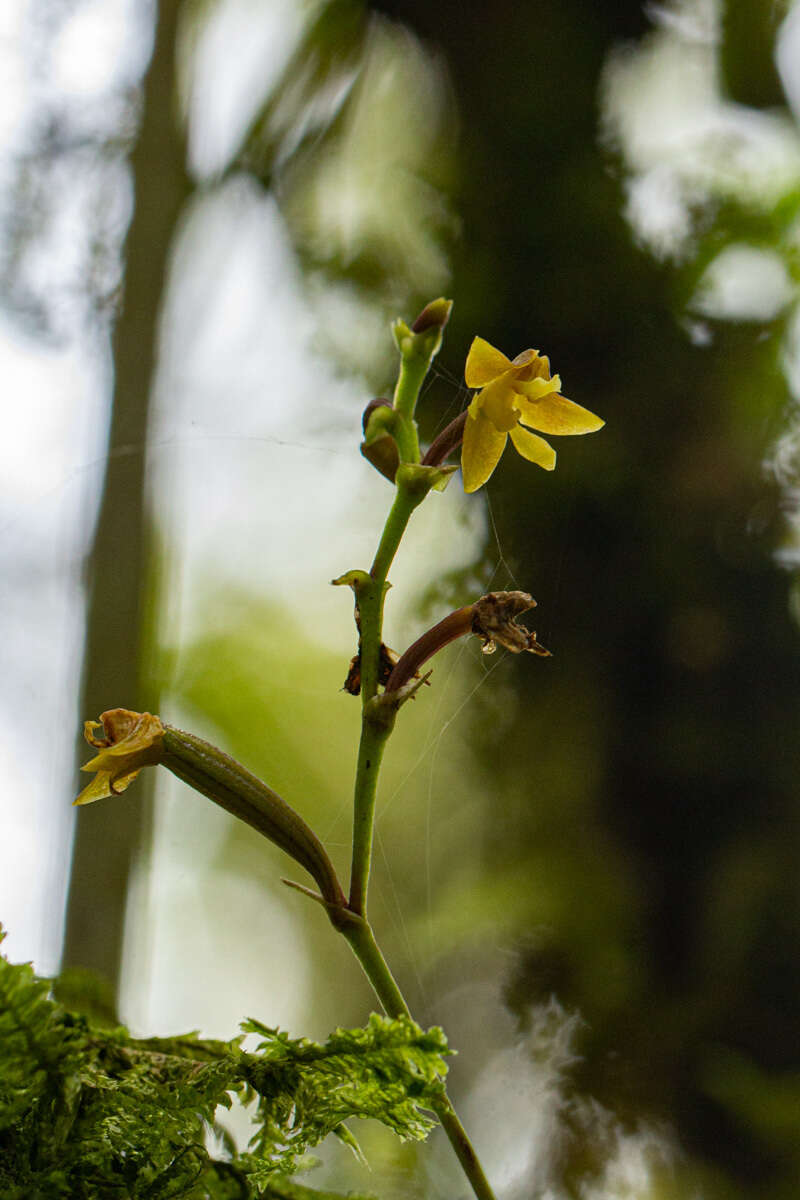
[516,391,604,436]
[476,377,521,432]
[464,337,512,387]
[509,424,556,470]
[109,769,144,794]
[462,406,508,492]
[75,768,144,806]
[75,771,115,806]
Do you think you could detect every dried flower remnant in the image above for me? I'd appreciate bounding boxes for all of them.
[471,591,550,656]
[461,336,604,492]
[76,708,166,806]
[344,640,406,696]
[385,590,549,693]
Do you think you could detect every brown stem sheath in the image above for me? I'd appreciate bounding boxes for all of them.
[384,605,475,692]
[421,410,468,468]
[385,591,550,694]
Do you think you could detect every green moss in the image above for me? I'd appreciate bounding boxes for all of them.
[0,931,448,1199]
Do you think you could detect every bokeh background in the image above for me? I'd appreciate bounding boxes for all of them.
[3,0,800,1196]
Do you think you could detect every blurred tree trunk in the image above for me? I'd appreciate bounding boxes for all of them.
[61,0,189,996]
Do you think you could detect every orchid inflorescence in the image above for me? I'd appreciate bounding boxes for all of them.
[75,299,604,1200]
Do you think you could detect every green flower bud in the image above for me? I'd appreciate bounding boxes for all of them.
[411,297,453,334]
[360,400,400,482]
[392,297,453,362]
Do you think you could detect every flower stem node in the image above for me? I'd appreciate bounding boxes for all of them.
[364,671,431,730]
[281,878,360,928]
[331,569,377,596]
[386,671,433,710]
[363,693,399,735]
[472,591,551,656]
[395,461,458,502]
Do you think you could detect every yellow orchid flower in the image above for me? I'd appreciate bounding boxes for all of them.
[76,708,166,806]
[461,336,604,493]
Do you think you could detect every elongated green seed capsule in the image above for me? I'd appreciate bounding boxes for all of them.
[77,709,347,925]
[161,726,347,918]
